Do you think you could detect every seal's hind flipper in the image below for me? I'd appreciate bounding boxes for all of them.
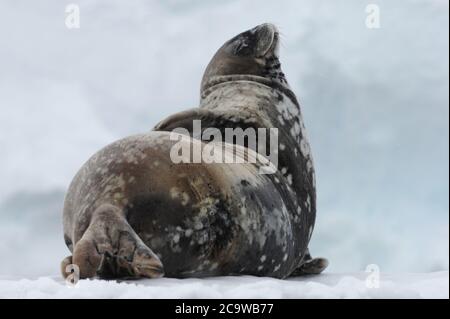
[292,257,329,276]
[290,249,329,276]
[61,204,164,279]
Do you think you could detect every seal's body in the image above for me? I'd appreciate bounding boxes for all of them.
[61,24,328,280]
[63,132,301,278]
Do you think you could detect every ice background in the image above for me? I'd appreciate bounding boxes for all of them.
[0,0,448,285]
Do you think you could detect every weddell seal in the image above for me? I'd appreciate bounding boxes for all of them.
[61,23,328,280]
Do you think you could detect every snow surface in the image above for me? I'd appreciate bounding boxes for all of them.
[0,0,448,280]
[0,272,447,299]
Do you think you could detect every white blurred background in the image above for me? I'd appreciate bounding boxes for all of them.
[0,0,448,278]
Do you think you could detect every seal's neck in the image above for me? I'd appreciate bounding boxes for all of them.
[201,75,299,107]
[199,74,305,156]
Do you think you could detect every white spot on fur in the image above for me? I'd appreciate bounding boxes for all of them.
[170,187,180,199]
[181,193,190,205]
[286,174,293,185]
[300,139,310,158]
[294,122,301,135]
[194,221,203,230]
[306,160,313,172]
[210,263,219,271]
[170,187,190,205]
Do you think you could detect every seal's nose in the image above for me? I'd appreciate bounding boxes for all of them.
[251,23,278,57]
[252,23,278,34]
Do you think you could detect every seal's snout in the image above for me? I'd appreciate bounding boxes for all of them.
[251,23,278,36]
[224,23,279,58]
[250,23,279,58]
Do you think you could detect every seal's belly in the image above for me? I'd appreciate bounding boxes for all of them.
[128,189,298,278]
[123,158,299,278]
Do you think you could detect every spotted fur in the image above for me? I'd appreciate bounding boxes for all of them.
[61,23,328,280]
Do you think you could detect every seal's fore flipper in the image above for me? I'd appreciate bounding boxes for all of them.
[60,204,164,279]
[154,108,243,141]
[154,108,205,133]
[289,249,329,276]
[154,108,261,150]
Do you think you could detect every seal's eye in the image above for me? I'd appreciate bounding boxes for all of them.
[226,32,256,56]
[233,40,252,56]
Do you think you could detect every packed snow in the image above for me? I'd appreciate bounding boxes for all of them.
[0,272,447,299]
[0,0,448,297]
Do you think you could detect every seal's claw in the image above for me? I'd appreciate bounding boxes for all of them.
[60,255,73,279]
[132,246,164,278]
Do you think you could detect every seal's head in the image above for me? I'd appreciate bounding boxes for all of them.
[201,23,288,94]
